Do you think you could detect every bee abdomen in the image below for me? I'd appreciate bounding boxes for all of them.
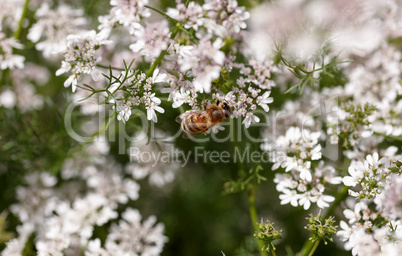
[182,115,209,134]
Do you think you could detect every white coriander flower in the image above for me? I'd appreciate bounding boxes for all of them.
[146,101,165,123]
[279,189,300,207]
[299,192,315,210]
[56,30,111,92]
[316,194,335,209]
[242,112,260,128]
[149,68,167,84]
[178,38,224,93]
[342,166,362,187]
[256,91,273,112]
[116,103,132,123]
[0,32,25,70]
[0,89,16,108]
[105,208,168,256]
[129,21,171,61]
[106,0,150,34]
[85,239,109,256]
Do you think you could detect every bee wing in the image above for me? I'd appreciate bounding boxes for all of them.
[175,113,187,123]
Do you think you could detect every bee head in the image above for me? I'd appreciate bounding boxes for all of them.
[217,100,232,118]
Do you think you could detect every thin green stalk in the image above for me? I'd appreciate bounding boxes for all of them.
[248,186,269,256]
[1,0,30,88]
[96,64,125,71]
[307,240,320,256]
[146,26,180,77]
[13,0,30,39]
[374,131,402,142]
[298,186,349,256]
[145,5,177,23]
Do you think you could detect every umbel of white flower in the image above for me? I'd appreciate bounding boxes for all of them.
[113,69,166,124]
[56,30,111,92]
[263,126,341,210]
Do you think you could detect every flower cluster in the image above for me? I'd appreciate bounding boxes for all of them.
[167,0,249,37]
[2,138,167,256]
[163,72,200,110]
[305,214,337,245]
[210,58,276,128]
[27,3,88,58]
[342,153,393,199]
[376,167,402,220]
[0,0,23,31]
[177,37,224,93]
[129,20,172,62]
[56,30,111,92]
[0,32,24,70]
[337,155,402,255]
[343,45,402,138]
[125,130,180,187]
[262,127,341,209]
[326,103,376,147]
[254,219,282,253]
[98,0,151,36]
[111,68,166,123]
[105,208,168,256]
[337,201,402,256]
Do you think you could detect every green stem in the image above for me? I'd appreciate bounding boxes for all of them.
[146,25,180,77]
[374,131,402,142]
[248,186,269,256]
[96,64,125,71]
[271,246,277,256]
[298,186,349,256]
[13,0,30,40]
[145,5,177,23]
[1,0,30,88]
[307,240,320,256]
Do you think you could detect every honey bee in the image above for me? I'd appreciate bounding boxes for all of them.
[176,100,232,138]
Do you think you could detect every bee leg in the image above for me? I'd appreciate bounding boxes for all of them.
[202,100,208,110]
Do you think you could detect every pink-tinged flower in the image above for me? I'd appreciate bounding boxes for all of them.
[178,38,224,93]
[166,2,203,30]
[108,0,150,34]
[129,21,171,61]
